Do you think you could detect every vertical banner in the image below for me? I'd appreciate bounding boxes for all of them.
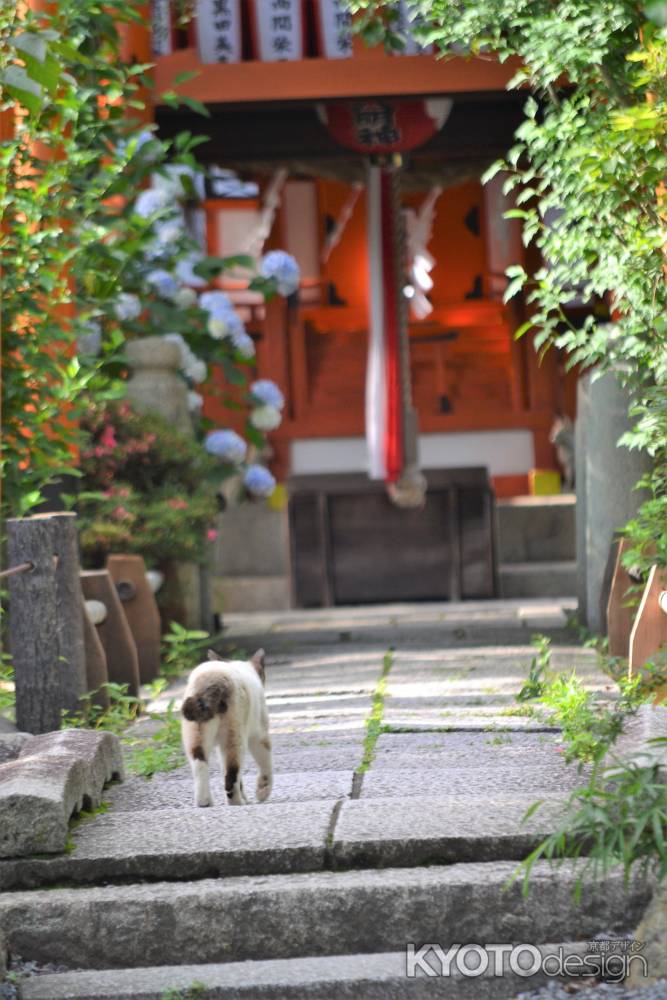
[366,165,404,483]
[314,0,353,59]
[196,0,243,64]
[396,0,433,55]
[250,0,304,62]
[151,0,173,56]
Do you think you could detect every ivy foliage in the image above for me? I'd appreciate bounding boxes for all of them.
[0,3,277,521]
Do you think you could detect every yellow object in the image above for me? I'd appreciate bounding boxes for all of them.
[267,483,288,511]
[529,469,562,496]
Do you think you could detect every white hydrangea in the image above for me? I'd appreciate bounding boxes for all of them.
[174,287,198,309]
[134,187,171,218]
[207,316,228,340]
[187,390,204,412]
[113,293,142,322]
[176,254,207,288]
[250,405,282,431]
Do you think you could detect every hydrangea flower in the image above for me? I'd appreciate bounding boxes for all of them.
[154,218,183,245]
[174,287,198,309]
[260,250,300,297]
[146,269,179,300]
[77,321,102,357]
[176,254,207,288]
[119,130,161,162]
[250,379,285,411]
[152,164,206,202]
[230,327,255,359]
[199,290,236,319]
[164,333,207,384]
[187,391,204,412]
[205,429,247,464]
[134,188,170,218]
[243,464,276,498]
[250,405,282,431]
[207,316,228,340]
[113,293,142,322]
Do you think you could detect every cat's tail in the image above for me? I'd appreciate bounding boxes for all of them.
[181,675,233,723]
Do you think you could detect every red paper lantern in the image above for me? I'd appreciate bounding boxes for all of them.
[318,98,452,155]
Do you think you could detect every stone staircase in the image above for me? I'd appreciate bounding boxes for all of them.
[496,496,577,599]
[0,602,651,999]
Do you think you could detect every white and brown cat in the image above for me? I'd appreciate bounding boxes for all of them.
[181,649,272,808]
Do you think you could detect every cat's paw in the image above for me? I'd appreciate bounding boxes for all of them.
[256,774,272,802]
[195,795,213,807]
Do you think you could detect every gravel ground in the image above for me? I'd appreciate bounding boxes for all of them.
[516,981,667,999]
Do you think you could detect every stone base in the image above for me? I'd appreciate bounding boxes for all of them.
[212,575,291,613]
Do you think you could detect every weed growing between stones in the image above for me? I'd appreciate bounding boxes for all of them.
[356,648,394,774]
[123,701,183,778]
[516,749,667,901]
[160,983,206,1000]
[514,636,667,764]
[62,683,142,734]
[0,650,14,723]
[517,634,552,702]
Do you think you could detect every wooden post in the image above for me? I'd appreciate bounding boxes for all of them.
[7,513,87,731]
[629,565,667,695]
[81,604,110,710]
[80,570,141,697]
[7,517,61,733]
[106,555,161,683]
[606,538,637,658]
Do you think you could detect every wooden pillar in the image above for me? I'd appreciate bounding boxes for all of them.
[106,554,161,683]
[80,570,141,697]
[7,513,87,733]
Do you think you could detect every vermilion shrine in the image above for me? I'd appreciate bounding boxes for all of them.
[124,2,588,609]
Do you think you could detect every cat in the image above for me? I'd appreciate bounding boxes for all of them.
[180,649,272,808]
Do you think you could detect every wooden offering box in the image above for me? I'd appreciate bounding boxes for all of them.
[289,468,496,607]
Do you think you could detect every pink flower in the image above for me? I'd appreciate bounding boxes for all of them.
[207,528,218,541]
[99,425,117,449]
[112,505,132,520]
[167,498,188,510]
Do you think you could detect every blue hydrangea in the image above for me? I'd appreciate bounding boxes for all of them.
[230,326,255,359]
[243,464,276,498]
[176,254,207,288]
[146,269,179,300]
[250,379,285,411]
[260,250,300,297]
[199,290,236,319]
[205,429,247,464]
[134,188,170,218]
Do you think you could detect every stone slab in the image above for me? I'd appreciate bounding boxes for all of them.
[333,796,566,868]
[0,730,123,858]
[106,770,354,811]
[0,801,335,890]
[0,862,649,970]
[21,729,125,794]
[17,944,595,1000]
[359,766,589,800]
[0,732,31,765]
[370,731,567,773]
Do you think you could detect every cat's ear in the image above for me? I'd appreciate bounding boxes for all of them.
[207,649,219,662]
[251,648,266,684]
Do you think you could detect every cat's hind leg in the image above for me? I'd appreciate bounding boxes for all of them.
[221,725,248,805]
[249,733,273,802]
[183,718,217,807]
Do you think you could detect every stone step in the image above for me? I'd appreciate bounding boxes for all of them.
[17,944,593,1000]
[0,862,650,971]
[0,794,565,890]
[498,562,577,600]
[495,496,576,565]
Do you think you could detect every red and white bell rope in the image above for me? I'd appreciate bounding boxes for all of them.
[366,164,405,484]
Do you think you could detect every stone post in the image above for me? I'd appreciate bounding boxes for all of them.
[582,369,651,634]
[124,336,192,434]
[124,335,204,627]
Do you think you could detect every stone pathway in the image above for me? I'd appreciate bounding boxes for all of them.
[0,599,656,998]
